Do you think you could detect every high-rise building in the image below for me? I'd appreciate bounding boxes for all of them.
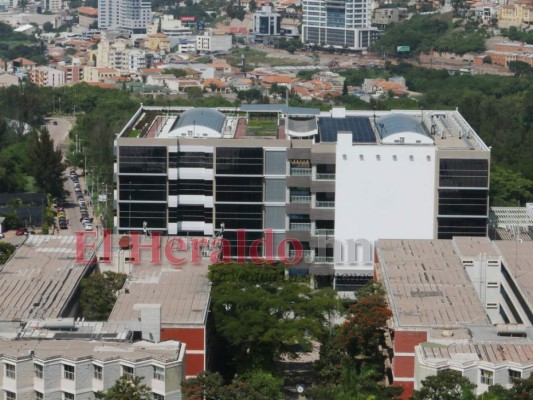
[113,105,490,288]
[302,0,379,49]
[98,0,151,35]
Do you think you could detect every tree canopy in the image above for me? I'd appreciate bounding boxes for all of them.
[96,375,152,400]
[79,271,127,320]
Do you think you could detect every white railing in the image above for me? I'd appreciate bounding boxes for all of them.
[289,223,311,231]
[291,195,312,204]
[290,167,312,176]
[314,256,334,263]
[316,201,335,208]
[315,229,335,236]
[316,173,335,180]
[288,250,314,259]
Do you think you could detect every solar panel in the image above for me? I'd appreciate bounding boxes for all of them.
[318,117,377,143]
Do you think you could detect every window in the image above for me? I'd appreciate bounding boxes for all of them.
[152,394,165,400]
[63,365,75,380]
[5,364,15,379]
[5,392,15,400]
[509,369,521,383]
[480,369,493,385]
[487,282,499,288]
[63,393,74,400]
[34,363,43,379]
[93,365,102,380]
[122,365,134,378]
[35,392,43,400]
[153,366,165,381]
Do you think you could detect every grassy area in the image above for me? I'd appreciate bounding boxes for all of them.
[128,129,141,138]
[247,119,278,136]
[225,48,309,68]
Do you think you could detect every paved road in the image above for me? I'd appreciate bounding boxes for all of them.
[45,117,94,237]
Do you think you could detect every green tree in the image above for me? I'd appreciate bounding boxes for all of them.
[79,271,127,320]
[96,375,152,400]
[490,165,533,206]
[508,61,533,77]
[237,88,263,104]
[0,242,15,264]
[42,21,54,32]
[209,263,339,373]
[182,371,225,400]
[410,370,476,400]
[26,128,66,198]
[239,370,284,399]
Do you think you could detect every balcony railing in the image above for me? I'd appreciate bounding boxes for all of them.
[289,222,311,231]
[290,167,312,176]
[315,229,335,236]
[314,256,334,263]
[289,250,314,259]
[316,201,335,208]
[316,173,336,180]
[290,195,312,204]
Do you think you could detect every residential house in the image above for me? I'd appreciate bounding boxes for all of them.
[8,57,36,73]
[29,66,65,87]
[84,66,120,82]
[498,0,533,26]
[147,33,171,52]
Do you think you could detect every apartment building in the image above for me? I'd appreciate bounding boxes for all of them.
[0,340,185,400]
[195,33,232,53]
[113,105,490,287]
[98,0,151,34]
[301,0,379,49]
[29,66,65,87]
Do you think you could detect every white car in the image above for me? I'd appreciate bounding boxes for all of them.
[84,224,93,231]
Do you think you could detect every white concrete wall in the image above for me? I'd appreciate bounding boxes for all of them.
[334,133,436,272]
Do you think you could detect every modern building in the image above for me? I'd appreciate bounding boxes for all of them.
[301,0,380,49]
[377,237,533,398]
[0,339,185,400]
[372,7,408,28]
[113,105,490,287]
[98,0,151,35]
[195,33,232,53]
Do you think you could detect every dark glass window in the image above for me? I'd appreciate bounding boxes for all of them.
[169,180,213,196]
[119,203,167,229]
[216,177,263,202]
[438,189,488,216]
[439,159,489,188]
[169,152,213,168]
[216,148,263,175]
[169,205,213,222]
[119,176,167,201]
[218,230,263,258]
[215,204,263,229]
[437,217,487,239]
[119,146,167,173]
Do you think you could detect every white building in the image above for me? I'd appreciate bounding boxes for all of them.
[98,0,151,35]
[128,49,147,72]
[29,66,65,87]
[302,0,379,49]
[195,33,232,53]
[0,339,185,400]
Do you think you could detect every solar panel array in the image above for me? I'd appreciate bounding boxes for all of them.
[318,117,377,143]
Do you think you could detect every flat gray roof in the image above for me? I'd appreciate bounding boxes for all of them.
[0,339,183,363]
[377,239,491,328]
[421,343,533,365]
[107,236,211,327]
[0,235,92,322]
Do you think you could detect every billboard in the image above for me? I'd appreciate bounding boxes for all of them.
[397,46,411,52]
[179,16,196,22]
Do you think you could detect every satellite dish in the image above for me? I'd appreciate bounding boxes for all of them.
[296,384,305,394]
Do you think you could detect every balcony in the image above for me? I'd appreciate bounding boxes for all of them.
[315,229,335,236]
[314,256,334,263]
[289,222,311,231]
[316,173,335,180]
[290,195,312,204]
[289,250,314,259]
[290,167,312,176]
[316,201,335,208]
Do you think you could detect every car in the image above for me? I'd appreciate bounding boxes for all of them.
[81,218,90,225]
[79,201,86,207]
[60,223,68,229]
[53,121,58,125]
[0,233,4,239]
[58,212,66,218]
[84,224,93,231]
[15,227,28,236]
[58,207,64,212]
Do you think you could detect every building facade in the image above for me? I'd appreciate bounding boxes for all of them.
[98,0,151,34]
[301,0,379,49]
[29,66,65,87]
[114,106,490,286]
[195,34,232,53]
[0,340,185,400]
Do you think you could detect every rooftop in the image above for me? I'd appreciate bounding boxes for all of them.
[420,343,533,365]
[0,235,95,322]
[117,106,489,152]
[377,238,491,328]
[107,236,211,326]
[0,339,183,363]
